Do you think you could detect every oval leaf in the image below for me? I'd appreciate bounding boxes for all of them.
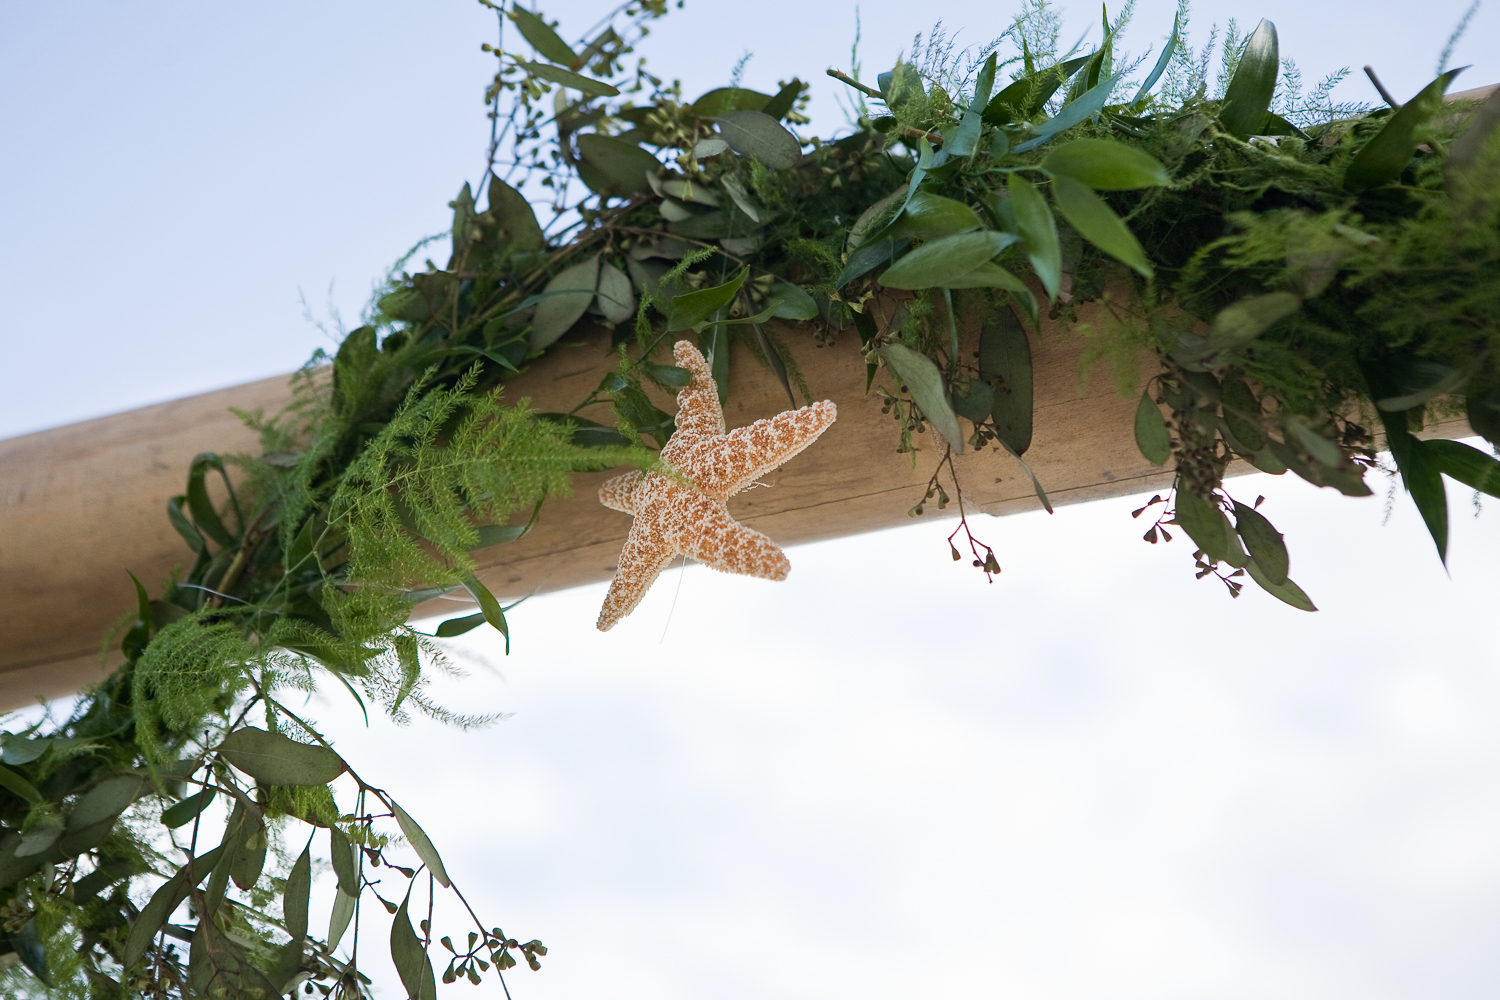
[1233,501,1289,584]
[981,309,1034,455]
[1245,557,1317,611]
[710,111,801,169]
[530,255,600,352]
[1173,489,1235,563]
[1042,138,1171,190]
[511,7,577,67]
[1051,175,1153,277]
[1135,393,1171,465]
[576,133,660,196]
[889,191,984,242]
[879,231,1018,289]
[1203,292,1300,353]
[769,281,818,320]
[68,774,144,829]
[217,728,345,787]
[596,260,637,324]
[879,344,964,455]
[161,787,217,830]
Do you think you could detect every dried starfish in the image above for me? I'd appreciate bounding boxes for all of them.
[595,340,837,631]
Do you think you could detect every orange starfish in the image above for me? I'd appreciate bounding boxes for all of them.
[595,340,837,631]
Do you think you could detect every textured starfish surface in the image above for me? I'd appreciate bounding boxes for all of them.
[595,340,837,631]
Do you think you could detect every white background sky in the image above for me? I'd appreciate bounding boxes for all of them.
[3,1,1500,997]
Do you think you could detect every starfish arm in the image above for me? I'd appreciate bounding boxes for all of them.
[672,494,791,581]
[596,525,678,631]
[599,471,643,513]
[679,400,837,497]
[667,339,725,442]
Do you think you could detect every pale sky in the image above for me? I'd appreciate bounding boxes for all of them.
[3,2,1499,997]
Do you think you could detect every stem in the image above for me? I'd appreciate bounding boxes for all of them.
[825,67,883,100]
[1363,65,1400,109]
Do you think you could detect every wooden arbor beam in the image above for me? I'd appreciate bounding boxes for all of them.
[1,297,1474,710]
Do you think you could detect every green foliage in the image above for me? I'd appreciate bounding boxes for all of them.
[7,1,1500,994]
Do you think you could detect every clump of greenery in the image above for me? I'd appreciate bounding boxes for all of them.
[4,0,1499,994]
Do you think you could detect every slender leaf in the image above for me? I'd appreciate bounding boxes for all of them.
[1244,557,1317,610]
[1012,70,1126,153]
[530,255,599,352]
[161,788,216,830]
[879,231,1017,289]
[1202,292,1300,353]
[1386,420,1449,562]
[515,59,619,97]
[880,344,964,454]
[1008,174,1062,300]
[186,453,236,548]
[327,888,356,951]
[837,237,909,287]
[124,846,224,968]
[459,571,510,651]
[669,267,748,331]
[1130,13,1181,108]
[330,825,359,897]
[1346,69,1464,189]
[984,54,1093,124]
[0,765,41,805]
[285,842,312,941]
[392,799,451,888]
[946,52,996,156]
[1426,439,1500,497]
[392,893,438,1000]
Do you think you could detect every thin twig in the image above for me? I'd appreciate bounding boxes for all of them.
[1364,66,1400,109]
[826,67,883,100]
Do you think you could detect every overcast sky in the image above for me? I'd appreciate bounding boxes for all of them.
[4,2,1499,998]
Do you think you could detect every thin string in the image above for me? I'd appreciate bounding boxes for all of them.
[659,554,689,644]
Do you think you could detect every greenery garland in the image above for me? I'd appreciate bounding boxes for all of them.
[2,0,1498,994]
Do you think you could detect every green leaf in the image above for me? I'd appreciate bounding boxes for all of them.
[434,612,487,637]
[718,175,763,223]
[1202,292,1301,353]
[768,281,817,321]
[984,54,1092,124]
[68,774,144,828]
[1426,439,1500,497]
[1218,19,1279,139]
[1345,68,1464,189]
[576,133,660,196]
[1221,374,1267,452]
[689,87,772,117]
[888,191,984,242]
[998,437,1054,512]
[669,267,748,331]
[124,846,224,968]
[1012,70,1126,153]
[1008,175,1062,300]
[1134,392,1171,465]
[1449,87,1500,178]
[186,453,236,548]
[470,523,529,551]
[1285,419,1345,468]
[645,362,693,388]
[392,892,438,1000]
[837,237,908,288]
[515,59,619,97]
[878,59,925,110]
[14,824,61,859]
[487,175,544,251]
[946,52,996,156]
[1385,419,1449,563]
[595,260,637,324]
[284,842,312,941]
[166,496,206,555]
[879,231,1018,289]
[0,765,42,805]
[329,825,359,897]
[511,7,577,66]
[1130,12,1181,108]
[327,888,356,951]
[530,254,599,352]
[1244,557,1317,610]
[1173,489,1241,564]
[711,111,801,169]
[392,799,451,888]
[13,918,48,986]
[1050,175,1152,277]
[0,737,50,767]
[952,380,994,422]
[1233,501,1289,585]
[161,788,216,830]
[761,78,806,121]
[879,344,964,455]
[1042,138,1171,189]
[980,309,1033,455]
[217,727,346,787]
[459,571,510,651]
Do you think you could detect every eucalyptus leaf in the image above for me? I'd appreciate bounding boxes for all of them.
[711,111,801,169]
[391,893,438,1000]
[1173,488,1241,564]
[596,260,637,324]
[515,59,619,98]
[1202,292,1300,353]
[330,825,359,897]
[980,309,1033,455]
[1244,557,1317,611]
[576,133,660,196]
[67,774,144,829]
[0,765,42,805]
[217,727,346,787]
[1134,392,1171,465]
[1233,501,1289,585]
[530,255,599,352]
[392,799,451,888]
[1221,374,1267,452]
[285,842,312,941]
[1218,19,1279,139]
[718,175,763,223]
[769,281,818,321]
[511,7,577,67]
[124,846,225,968]
[161,787,216,830]
[1,737,50,766]
[888,191,984,242]
[669,267,747,331]
[1051,175,1153,277]
[692,137,729,158]
[327,887,356,951]
[880,344,964,455]
[690,87,772,117]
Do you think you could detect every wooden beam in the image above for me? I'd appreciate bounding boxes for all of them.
[0,290,1474,709]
